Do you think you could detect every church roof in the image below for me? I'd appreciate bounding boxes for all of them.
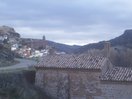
[36,54,105,70]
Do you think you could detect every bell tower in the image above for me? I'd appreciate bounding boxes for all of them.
[43,35,45,41]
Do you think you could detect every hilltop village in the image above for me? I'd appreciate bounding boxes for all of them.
[0,26,65,59]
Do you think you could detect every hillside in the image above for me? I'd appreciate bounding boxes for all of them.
[0,26,20,38]
[47,40,81,53]
[0,26,19,67]
[74,29,132,53]
[0,45,14,67]
[110,29,132,48]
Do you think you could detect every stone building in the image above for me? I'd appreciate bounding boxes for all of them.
[30,38,46,50]
[22,35,46,50]
[35,44,132,99]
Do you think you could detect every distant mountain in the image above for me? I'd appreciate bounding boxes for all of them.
[47,40,81,53]
[110,29,132,48]
[74,29,132,53]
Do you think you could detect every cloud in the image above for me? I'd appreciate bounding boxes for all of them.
[0,0,132,45]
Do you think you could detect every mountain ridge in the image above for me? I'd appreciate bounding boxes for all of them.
[74,29,132,53]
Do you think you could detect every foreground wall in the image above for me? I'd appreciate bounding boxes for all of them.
[99,82,132,99]
[35,69,101,99]
[35,69,132,99]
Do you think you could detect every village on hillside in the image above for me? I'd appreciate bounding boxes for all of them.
[0,26,65,59]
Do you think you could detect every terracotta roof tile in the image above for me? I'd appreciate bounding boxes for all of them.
[101,67,132,82]
[36,54,132,82]
[36,54,105,69]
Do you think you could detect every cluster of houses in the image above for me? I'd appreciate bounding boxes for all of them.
[12,37,65,58]
[11,36,49,58]
[0,32,65,58]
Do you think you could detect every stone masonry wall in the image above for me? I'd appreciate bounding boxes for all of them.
[35,69,132,99]
[35,69,69,99]
[98,82,132,99]
[69,70,101,99]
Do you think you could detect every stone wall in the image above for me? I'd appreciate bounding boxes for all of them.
[99,82,132,99]
[35,69,101,99]
[35,69,132,99]
[35,69,69,99]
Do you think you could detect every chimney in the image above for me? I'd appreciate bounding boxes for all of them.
[104,42,110,58]
[101,42,113,74]
[48,46,55,55]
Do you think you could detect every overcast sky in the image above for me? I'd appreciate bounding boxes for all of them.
[0,0,132,45]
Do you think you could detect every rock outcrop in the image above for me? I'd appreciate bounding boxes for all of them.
[0,25,20,38]
[0,26,21,66]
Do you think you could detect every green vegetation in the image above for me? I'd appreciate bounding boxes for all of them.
[0,43,15,67]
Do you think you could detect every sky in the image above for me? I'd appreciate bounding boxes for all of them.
[0,0,132,45]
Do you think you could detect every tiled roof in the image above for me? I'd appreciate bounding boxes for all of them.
[36,54,105,69]
[101,67,132,82]
[36,54,132,82]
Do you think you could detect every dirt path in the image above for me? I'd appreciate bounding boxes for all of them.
[0,58,37,71]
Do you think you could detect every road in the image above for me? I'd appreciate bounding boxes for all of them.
[0,58,37,71]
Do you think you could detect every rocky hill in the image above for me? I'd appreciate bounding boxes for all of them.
[0,26,20,67]
[0,26,20,38]
[74,30,132,53]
